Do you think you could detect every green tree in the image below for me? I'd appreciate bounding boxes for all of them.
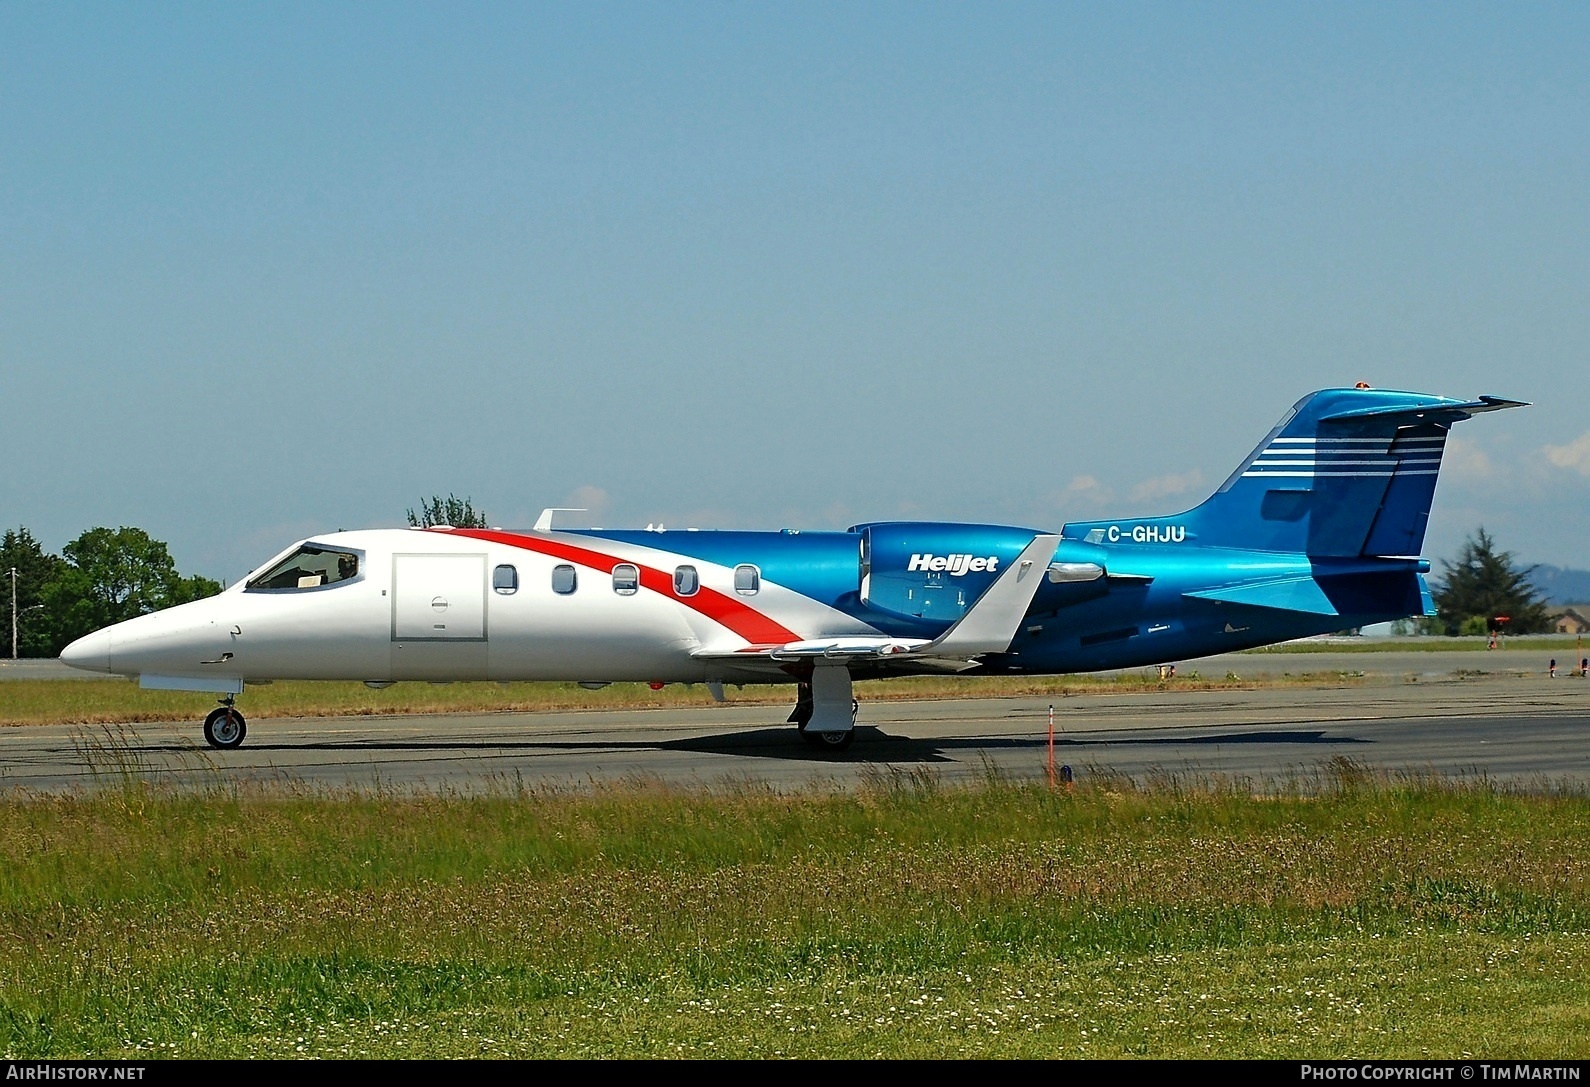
[1,527,64,658]
[407,494,489,529]
[40,527,223,653]
[1430,528,1550,636]
[168,572,225,606]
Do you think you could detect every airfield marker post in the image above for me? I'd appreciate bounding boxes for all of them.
[1047,704,1055,786]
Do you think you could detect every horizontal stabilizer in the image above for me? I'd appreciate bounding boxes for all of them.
[1184,576,1339,616]
[1320,396,1528,424]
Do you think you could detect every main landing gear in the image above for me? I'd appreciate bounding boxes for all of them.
[203,695,247,749]
[788,665,858,751]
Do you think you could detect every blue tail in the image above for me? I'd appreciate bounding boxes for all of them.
[1179,388,1522,557]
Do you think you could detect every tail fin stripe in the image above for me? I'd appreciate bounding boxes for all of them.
[1241,471,1433,479]
[1271,437,1446,446]
[1256,451,1443,457]
[1244,467,1442,475]
[1253,458,1441,465]
[1255,447,1444,456]
[1251,461,1445,468]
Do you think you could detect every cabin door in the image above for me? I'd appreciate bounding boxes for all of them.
[390,553,488,678]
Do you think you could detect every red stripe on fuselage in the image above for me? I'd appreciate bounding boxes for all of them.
[444,528,802,645]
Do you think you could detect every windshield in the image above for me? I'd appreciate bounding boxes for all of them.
[246,545,361,590]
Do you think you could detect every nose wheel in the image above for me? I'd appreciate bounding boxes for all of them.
[203,699,247,749]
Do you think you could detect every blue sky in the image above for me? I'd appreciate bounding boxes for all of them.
[3,2,1587,583]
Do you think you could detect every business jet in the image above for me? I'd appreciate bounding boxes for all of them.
[60,386,1524,751]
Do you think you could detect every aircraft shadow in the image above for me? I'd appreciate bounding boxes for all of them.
[667,725,1370,763]
[128,724,1370,766]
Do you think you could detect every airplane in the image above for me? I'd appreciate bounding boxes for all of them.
[60,385,1525,751]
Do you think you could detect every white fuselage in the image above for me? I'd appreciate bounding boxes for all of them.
[60,527,879,688]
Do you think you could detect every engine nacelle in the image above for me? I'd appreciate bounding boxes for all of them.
[851,521,1046,623]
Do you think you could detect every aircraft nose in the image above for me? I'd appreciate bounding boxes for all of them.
[60,628,112,674]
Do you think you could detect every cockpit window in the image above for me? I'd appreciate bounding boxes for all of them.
[247,545,361,590]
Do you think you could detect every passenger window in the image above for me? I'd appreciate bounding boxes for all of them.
[673,565,699,596]
[734,564,760,595]
[246,545,360,590]
[493,565,518,595]
[552,564,577,595]
[612,563,639,595]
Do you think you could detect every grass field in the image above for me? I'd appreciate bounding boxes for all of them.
[1,765,1587,1059]
[4,643,1586,1059]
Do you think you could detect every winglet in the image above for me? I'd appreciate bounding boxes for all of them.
[917,534,1060,656]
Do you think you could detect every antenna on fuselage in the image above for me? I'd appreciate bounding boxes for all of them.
[534,508,587,531]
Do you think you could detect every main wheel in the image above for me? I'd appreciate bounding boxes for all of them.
[802,728,854,751]
[203,706,247,749]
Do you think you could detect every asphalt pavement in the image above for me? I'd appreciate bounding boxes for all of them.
[3,661,1586,795]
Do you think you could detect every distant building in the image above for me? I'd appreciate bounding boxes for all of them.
[1550,608,1590,635]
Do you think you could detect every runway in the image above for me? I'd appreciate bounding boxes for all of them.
[3,654,1587,795]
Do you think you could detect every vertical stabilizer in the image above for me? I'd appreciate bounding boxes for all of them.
[1078,388,1526,558]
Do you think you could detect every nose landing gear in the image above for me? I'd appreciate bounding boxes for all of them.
[203,696,247,749]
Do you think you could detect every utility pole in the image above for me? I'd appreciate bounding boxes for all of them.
[9,567,16,660]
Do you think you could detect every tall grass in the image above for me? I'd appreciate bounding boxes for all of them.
[1,767,1587,1058]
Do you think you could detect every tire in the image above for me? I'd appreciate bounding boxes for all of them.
[802,728,854,752]
[203,706,247,749]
